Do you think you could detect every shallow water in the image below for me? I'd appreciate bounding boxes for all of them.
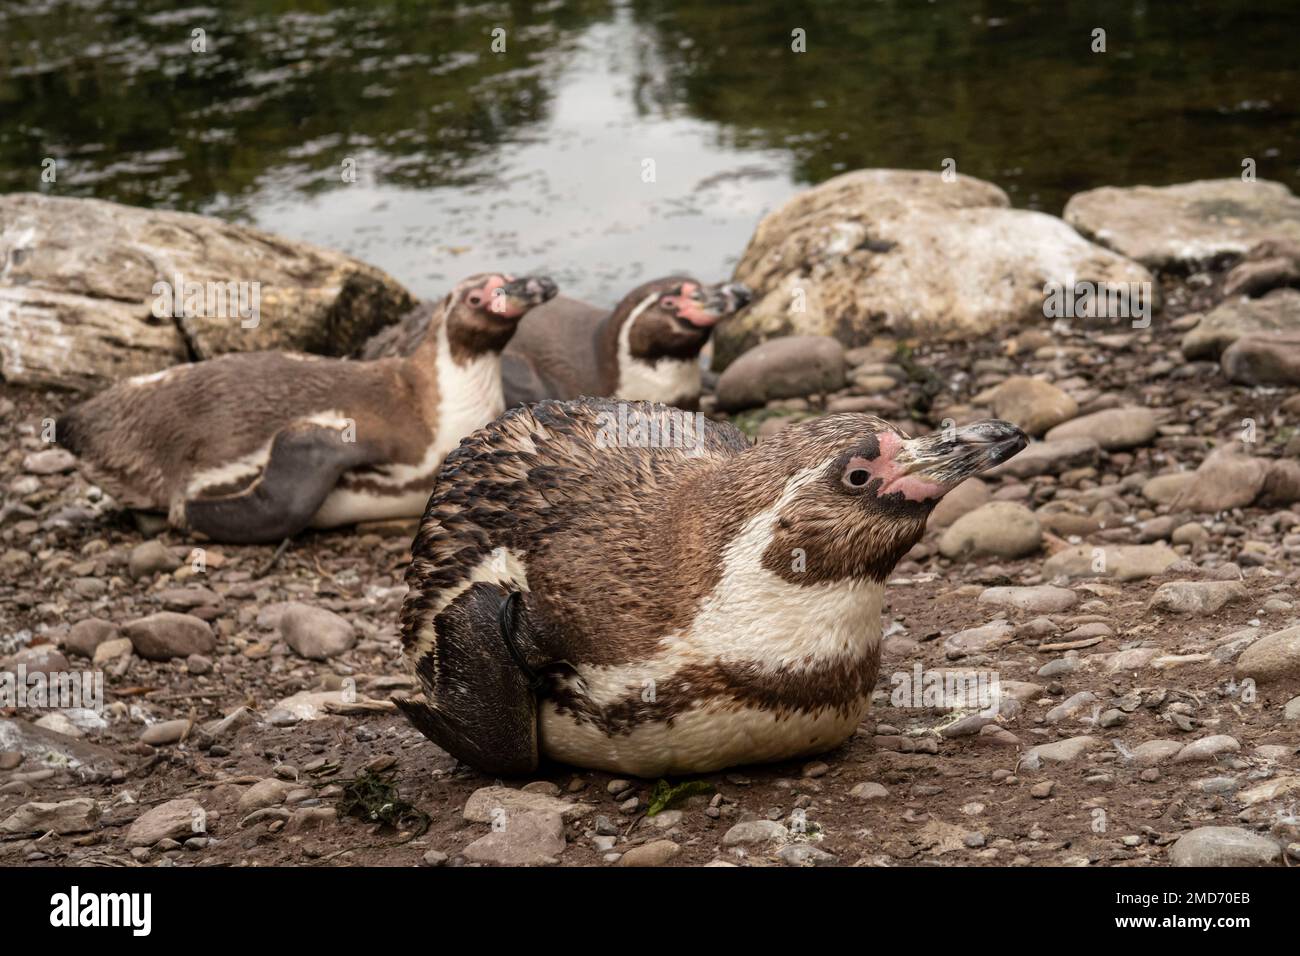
[2,0,1297,303]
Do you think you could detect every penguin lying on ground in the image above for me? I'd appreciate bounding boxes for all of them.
[361,276,750,410]
[501,277,751,409]
[397,399,1027,777]
[57,274,557,544]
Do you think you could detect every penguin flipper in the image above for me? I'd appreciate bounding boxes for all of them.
[184,421,375,544]
[398,582,541,776]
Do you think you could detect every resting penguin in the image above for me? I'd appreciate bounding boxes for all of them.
[56,273,557,544]
[360,277,751,410]
[397,399,1028,777]
[502,277,751,410]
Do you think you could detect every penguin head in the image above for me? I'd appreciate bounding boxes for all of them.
[443,272,558,359]
[616,276,752,362]
[749,415,1028,583]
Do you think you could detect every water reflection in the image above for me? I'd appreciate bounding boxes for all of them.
[1,0,1297,301]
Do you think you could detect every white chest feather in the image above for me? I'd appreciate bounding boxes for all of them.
[540,462,884,775]
[612,294,701,405]
[312,327,504,527]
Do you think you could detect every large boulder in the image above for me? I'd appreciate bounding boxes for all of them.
[0,193,413,392]
[715,169,1152,368]
[1064,178,1300,270]
[1181,290,1300,360]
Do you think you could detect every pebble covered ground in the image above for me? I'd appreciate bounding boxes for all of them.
[2,265,1299,868]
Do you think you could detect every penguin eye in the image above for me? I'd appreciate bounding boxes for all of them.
[467,293,483,307]
[843,468,871,489]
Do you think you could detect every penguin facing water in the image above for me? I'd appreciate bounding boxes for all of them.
[56,274,557,544]
[397,399,1027,777]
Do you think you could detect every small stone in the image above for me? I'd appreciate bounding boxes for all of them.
[238,778,296,812]
[122,612,215,660]
[616,839,681,867]
[1173,735,1241,763]
[92,638,133,667]
[1168,826,1282,867]
[722,820,789,846]
[140,719,192,747]
[63,619,119,659]
[0,798,100,835]
[463,786,592,824]
[938,502,1042,560]
[777,844,837,867]
[1023,736,1099,767]
[279,603,357,661]
[1030,781,1055,799]
[849,782,889,802]
[421,850,448,867]
[126,798,205,847]
[1044,406,1156,451]
[128,540,181,579]
[462,809,565,867]
[23,448,76,475]
[1236,624,1300,684]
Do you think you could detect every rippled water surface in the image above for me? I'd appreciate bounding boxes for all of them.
[2,0,1298,301]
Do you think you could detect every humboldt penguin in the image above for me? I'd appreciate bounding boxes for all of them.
[397,400,1028,777]
[502,277,751,409]
[56,274,557,544]
[361,277,751,410]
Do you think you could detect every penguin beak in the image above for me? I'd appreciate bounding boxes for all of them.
[493,275,558,316]
[894,420,1028,488]
[679,281,753,327]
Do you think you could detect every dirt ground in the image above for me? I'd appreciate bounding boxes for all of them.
[2,268,1299,867]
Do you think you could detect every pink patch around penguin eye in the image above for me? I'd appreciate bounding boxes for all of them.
[850,433,946,502]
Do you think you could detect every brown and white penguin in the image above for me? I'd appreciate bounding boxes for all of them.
[502,277,751,409]
[56,274,557,544]
[360,277,751,409]
[397,399,1027,777]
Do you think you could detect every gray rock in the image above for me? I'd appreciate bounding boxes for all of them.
[22,449,76,475]
[722,820,789,845]
[122,612,214,660]
[943,620,1015,658]
[462,809,565,867]
[279,603,356,661]
[0,192,413,392]
[1182,289,1300,359]
[1236,624,1300,683]
[1023,736,1099,767]
[977,585,1078,614]
[0,798,99,835]
[928,478,991,528]
[1042,544,1179,582]
[63,619,119,659]
[1169,447,1269,513]
[849,782,889,801]
[778,844,837,866]
[972,376,1078,436]
[128,540,181,579]
[1222,331,1300,386]
[1044,407,1156,451]
[715,336,846,411]
[463,786,592,825]
[1173,735,1241,763]
[126,799,205,847]
[238,778,296,812]
[140,719,193,747]
[938,502,1041,560]
[1128,739,1185,767]
[1149,580,1248,615]
[0,717,122,775]
[616,839,681,866]
[1168,826,1282,867]
[717,169,1152,366]
[1044,691,1098,725]
[986,438,1100,479]
[1064,178,1300,270]
[1285,697,1300,721]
